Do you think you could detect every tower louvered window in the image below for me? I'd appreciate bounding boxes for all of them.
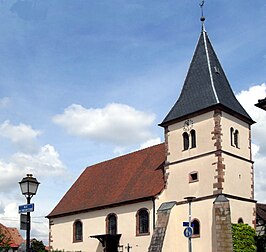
[191,130,196,148]
[183,130,196,150]
[234,130,239,148]
[230,127,234,146]
[230,127,239,148]
[183,132,189,150]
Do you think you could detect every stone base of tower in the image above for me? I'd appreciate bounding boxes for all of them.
[212,195,233,252]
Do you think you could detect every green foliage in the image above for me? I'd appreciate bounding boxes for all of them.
[0,228,11,252]
[31,239,46,252]
[232,223,256,252]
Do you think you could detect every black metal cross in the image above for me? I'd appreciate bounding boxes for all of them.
[125,243,132,252]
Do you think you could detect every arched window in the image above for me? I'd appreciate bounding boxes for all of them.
[106,213,117,235]
[136,208,149,235]
[230,127,234,146]
[234,130,239,148]
[73,220,83,242]
[238,218,244,224]
[183,132,189,150]
[192,219,200,237]
[191,130,196,148]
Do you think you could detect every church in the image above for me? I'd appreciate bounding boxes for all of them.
[47,13,256,252]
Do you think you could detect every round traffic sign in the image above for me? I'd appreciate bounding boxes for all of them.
[184,227,193,238]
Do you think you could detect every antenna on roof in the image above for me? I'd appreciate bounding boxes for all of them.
[200,0,206,31]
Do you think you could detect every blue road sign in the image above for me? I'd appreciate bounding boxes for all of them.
[184,227,193,238]
[183,222,189,227]
[18,203,34,214]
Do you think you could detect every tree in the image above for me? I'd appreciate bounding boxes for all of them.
[232,223,256,252]
[31,239,46,252]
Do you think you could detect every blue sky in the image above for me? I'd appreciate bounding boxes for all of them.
[0,0,265,244]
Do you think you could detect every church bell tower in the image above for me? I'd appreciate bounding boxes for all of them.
[154,11,256,252]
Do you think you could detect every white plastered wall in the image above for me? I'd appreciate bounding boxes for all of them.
[162,199,214,252]
[230,198,255,226]
[50,201,154,252]
[160,198,255,252]
[222,155,253,198]
[166,112,216,163]
[159,155,217,203]
[221,112,251,159]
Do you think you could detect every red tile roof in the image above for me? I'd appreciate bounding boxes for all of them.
[48,143,165,218]
[257,203,266,222]
[8,227,24,247]
[0,223,23,248]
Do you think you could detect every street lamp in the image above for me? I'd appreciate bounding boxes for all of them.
[19,174,40,252]
[184,196,196,252]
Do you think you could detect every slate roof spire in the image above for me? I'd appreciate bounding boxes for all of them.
[160,12,254,127]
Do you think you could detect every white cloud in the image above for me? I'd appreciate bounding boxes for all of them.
[236,83,266,153]
[252,144,266,203]
[0,135,68,245]
[0,120,41,153]
[0,117,68,232]
[140,137,162,149]
[11,144,67,177]
[53,103,156,146]
[0,144,67,193]
[236,83,266,203]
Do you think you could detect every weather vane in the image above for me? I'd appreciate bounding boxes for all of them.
[199,0,206,30]
[200,0,205,22]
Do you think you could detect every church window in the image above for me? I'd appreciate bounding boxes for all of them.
[106,213,117,235]
[191,219,200,237]
[234,130,239,148]
[191,130,196,148]
[230,127,234,146]
[189,172,199,183]
[73,220,83,242]
[183,132,189,150]
[230,127,239,148]
[136,208,149,235]
[238,218,244,224]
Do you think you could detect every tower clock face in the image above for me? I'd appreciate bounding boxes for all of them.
[183,119,193,131]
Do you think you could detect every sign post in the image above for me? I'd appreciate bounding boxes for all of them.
[184,197,196,252]
[20,214,28,230]
[18,203,34,214]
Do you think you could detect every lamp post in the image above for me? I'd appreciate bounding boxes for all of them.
[184,196,196,252]
[19,174,40,252]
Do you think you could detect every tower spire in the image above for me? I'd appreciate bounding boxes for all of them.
[200,0,206,31]
[160,5,254,127]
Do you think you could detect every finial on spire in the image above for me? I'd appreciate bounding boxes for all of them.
[200,0,206,30]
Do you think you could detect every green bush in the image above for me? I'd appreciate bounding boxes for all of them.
[232,223,256,252]
[31,239,46,252]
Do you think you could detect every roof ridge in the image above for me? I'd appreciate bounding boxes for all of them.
[203,31,219,103]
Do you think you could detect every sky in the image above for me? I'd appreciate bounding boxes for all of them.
[0,0,265,245]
